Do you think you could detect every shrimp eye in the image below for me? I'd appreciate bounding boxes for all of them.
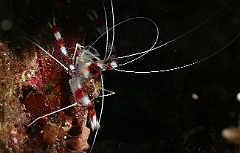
[88,63,100,76]
[75,88,85,99]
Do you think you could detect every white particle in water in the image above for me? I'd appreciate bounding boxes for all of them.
[191,93,199,100]
[236,92,240,102]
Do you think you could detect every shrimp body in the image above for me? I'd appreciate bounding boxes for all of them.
[27,13,118,131]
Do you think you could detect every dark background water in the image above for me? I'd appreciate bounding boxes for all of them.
[88,0,240,152]
[1,0,240,152]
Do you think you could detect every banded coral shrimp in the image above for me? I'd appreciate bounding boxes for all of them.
[1,0,239,152]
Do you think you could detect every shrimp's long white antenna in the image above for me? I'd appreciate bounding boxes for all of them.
[89,2,227,67]
[89,72,105,153]
[115,32,240,73]
[89,17,159,56]
[118,18,159,67]
[28,39,69,71]
[116,2,228,61]
[107,0,115,59]
[27,102,78,127]
[102,1,109,60]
